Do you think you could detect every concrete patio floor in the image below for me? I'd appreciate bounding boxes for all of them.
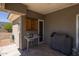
[0,44,21,56]
[19,44,65,56]
[0,43,65,56]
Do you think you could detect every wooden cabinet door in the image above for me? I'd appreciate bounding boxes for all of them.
[31,19,38,31]
[26,19,31,31]
[26,18,38,31]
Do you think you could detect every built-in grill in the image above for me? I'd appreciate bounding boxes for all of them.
[50,32,73,55]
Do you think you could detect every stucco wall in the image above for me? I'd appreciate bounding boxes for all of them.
[13,17,22,49]
[27,10,44,20]
[13,15,29,49]
[44,4,79,48]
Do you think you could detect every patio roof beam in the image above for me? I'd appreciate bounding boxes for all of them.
[8,13,21,22]
[5,3,27,15]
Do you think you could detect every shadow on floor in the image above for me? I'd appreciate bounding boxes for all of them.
[19,44,65,56]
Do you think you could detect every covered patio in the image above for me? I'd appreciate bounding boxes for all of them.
[0,3,78,56]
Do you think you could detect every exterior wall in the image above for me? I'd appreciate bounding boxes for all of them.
[12,17,22,49]
[44,4,79,49]
[20,10,44,49]
[27,10,44,20]
[12,16,26,49]
[12,13,44,49]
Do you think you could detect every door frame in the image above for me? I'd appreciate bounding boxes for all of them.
[38,19,44,44]
[76,14,79,49]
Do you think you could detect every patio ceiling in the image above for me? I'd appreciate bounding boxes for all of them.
[24,3,77,14]
[0,3,77,22]
[0,3,77,15]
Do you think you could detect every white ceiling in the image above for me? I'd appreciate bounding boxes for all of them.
[24,3,77,14]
